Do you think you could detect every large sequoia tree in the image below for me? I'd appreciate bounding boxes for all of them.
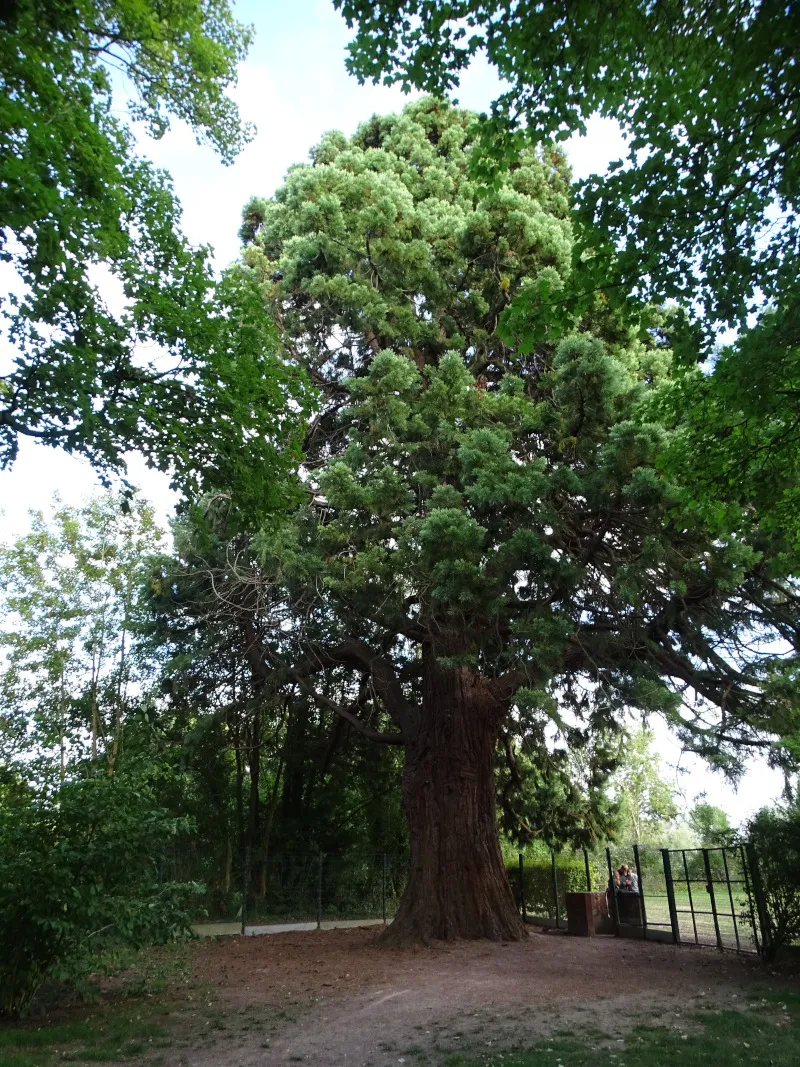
[238,99,799,944]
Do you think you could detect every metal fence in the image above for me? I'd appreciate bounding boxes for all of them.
[515,843,769,956]
[164,839,771,955]
[160,846,409,928]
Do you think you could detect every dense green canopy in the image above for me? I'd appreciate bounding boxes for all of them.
[338,0,799,332]
[336,0,800,541]
[241,99,798,771]
[0,0,305,504]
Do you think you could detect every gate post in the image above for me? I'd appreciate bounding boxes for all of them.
[745,843,772,959]
[740,843,761,955]
[551,851,560,929]
[702,848,724,949]
[583,848,592,892]
[606,847,620,929]
[721,848,742,952]
[632,843,648,937]
[661,849,680,944]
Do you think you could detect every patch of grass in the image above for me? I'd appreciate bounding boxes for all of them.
[0,1011,167,1066]
[455,988,800,1066]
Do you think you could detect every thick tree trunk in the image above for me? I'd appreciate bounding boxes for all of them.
[381,650,525,945]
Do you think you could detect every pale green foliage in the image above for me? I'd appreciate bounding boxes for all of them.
[241,100,573,367]
[0,494,162,780]
[611,726,679,845]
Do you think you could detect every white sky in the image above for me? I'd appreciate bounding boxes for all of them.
[0,0,788,825]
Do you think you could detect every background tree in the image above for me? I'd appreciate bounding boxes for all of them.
[236,99,800,943]
[0,494,162,780]
[689,799,735,848]
[610,726,679,845]
[746,799,800,958]
[140,505,409,907]
[0,0,306,505]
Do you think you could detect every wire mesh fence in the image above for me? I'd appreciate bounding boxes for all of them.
[159,846,409,927]
[162,840,769,954]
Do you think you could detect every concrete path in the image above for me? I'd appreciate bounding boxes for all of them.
[193,917,386,938]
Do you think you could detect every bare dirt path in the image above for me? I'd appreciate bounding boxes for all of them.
[152,925,786,1067]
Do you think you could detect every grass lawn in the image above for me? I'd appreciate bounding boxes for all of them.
[0,1009,172,1067]
[448,988,800,1067]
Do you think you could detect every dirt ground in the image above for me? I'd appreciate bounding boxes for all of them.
[132,924,794,1067]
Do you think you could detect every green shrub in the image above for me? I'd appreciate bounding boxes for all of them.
[0,775,201,1018]
[747,800,800,957]
[507,853,591,918]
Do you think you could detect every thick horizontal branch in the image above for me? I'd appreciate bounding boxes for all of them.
[288,667,404,746]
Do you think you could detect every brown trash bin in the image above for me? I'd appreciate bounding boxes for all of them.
[565,891,614,936]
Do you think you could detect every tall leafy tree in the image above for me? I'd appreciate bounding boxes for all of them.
[610,726,679,845]
[689,800,734,847]
[142,506,409,905]
[0,0,306,502]
[0,494,162,780]
[236,100,799,943]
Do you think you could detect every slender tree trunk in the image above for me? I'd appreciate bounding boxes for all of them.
[247,705,262,899]
[107,580,130,776]
[381,648,525,945]
[90,644,99,762]
[222,835,233,895]
[258,748,285,900]
[58,668,67,784]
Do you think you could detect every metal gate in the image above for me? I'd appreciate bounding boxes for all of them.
[519,842,770,956]
[662,845,765,954]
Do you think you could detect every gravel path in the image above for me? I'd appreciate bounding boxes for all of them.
[158,925,778,1066]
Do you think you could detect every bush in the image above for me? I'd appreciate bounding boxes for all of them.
[507,852,591,918]
[0,775,201,1018]
[747,800,800,958]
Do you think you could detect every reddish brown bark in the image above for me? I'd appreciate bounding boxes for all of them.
[381,648,525,945]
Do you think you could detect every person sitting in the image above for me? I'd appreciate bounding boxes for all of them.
[617,864,639,894]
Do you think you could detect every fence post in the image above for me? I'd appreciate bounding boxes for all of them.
[740,843,761,956]
[551,851,560,928]
[583,848,592,892]
[702,848,724,949]
[721,848,742,952]
[745,843,771,959]
[381,852,387,924]
[241,842,251,937]
[606,847,620,929]
[632,843,648,937]
[661,849,680,944]
[518,853,527,922]
[317,850,324,931]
